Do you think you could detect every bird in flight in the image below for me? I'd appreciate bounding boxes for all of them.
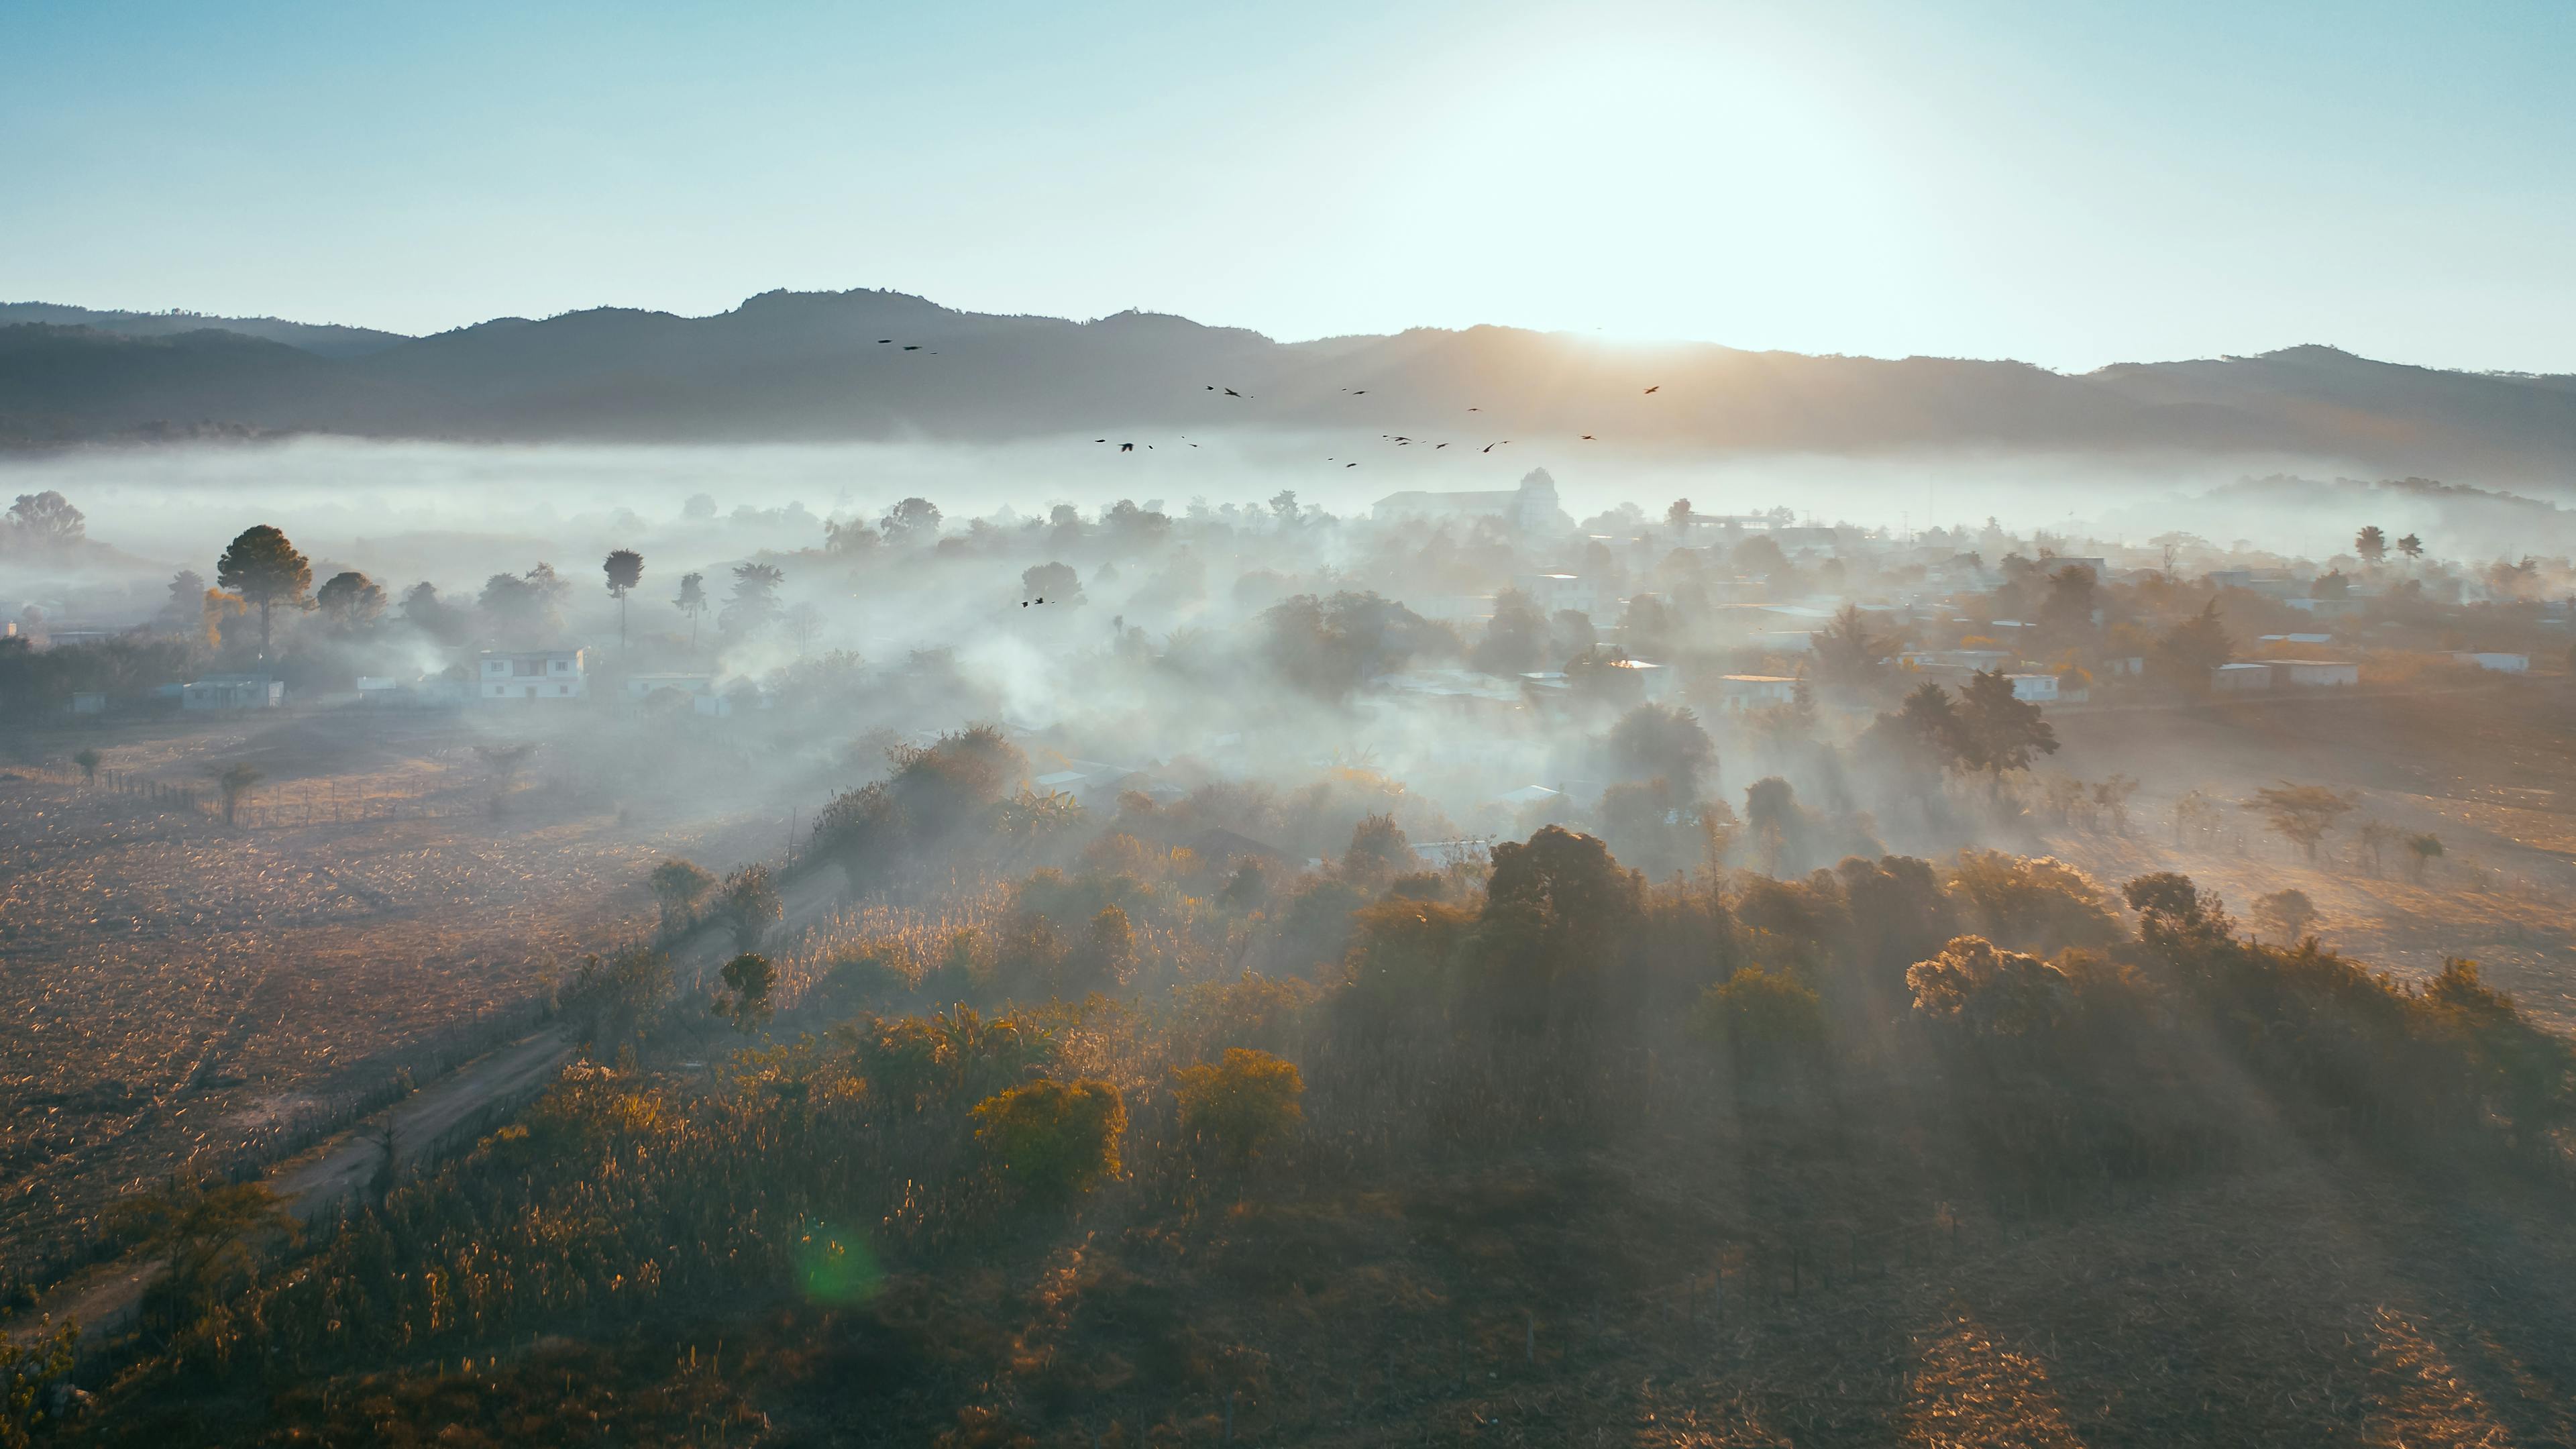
[1644,385,1659,394]
[904,345,922,351]
[1345,462,1358,468]
[1483,441,1512,453]
[1120,443,1134,452]
[877,339,892,344]
[1095,439,1107,443]
[1581,434,1596,441]
[1436,442,1448,448]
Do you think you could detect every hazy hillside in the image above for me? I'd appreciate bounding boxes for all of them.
[0,302,411,358]
[5,288,2575,484]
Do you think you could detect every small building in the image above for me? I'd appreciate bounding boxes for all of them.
[2211,662,2275,693]
[478,649,588,702]
[1747,629,1816,654]
[1900,648,2015,672]
[2257,633,2334,646]
[2005,674,2059,702]
[1598,657,1676,702]
[625,671,718,702]
[2275,659,2360,688]
[182,674,284,710]
[1517,572,1599,619]
[1716,674,1801,710]
[2452,651,2530,674]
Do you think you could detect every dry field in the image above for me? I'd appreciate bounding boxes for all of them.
[0,710,788,1287]
[2045,681,2576,1027]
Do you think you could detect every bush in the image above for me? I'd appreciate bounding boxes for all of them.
[1689,965,1826,1079]
[1173,1047,1305,1171]
[971,1078,1126,1205]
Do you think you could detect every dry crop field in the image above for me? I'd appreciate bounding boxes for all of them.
[0,711,786,1289]
[2043,681,2576,1027]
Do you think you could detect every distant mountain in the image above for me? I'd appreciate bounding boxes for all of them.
[0,302,411,358]
[4,289,2573,484]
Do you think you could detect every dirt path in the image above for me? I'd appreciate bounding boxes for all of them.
[9,863,845,1346]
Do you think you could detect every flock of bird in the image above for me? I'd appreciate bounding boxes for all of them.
[1077,380,1668,468]
[863,329,1664,468]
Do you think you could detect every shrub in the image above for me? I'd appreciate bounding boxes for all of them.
[1689,965,1826,1077]
[1174,1047,1305,1171]
[1947,851,2123,955]
[971,1078,1126,1205]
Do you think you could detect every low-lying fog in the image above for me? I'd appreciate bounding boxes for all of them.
[0,433,2450,580]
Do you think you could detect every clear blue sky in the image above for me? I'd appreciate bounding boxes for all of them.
[5,0,2571,372]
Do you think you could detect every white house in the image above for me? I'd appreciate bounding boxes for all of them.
[182,674,284,710]
[2211,662,2275,692]
[1716,674,1801,710]
[2276,659,2361,688]
[478,648,589,702]
[2006,674,2059,702]
[2452,651,2530,674]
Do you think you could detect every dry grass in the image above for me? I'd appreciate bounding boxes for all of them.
[0,755,777,1287]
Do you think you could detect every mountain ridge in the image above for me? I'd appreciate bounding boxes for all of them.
[4,288,2573,484]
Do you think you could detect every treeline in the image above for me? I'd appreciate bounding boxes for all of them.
[81,807,2575,1428]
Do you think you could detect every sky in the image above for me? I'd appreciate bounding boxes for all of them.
[5,0,2573,373]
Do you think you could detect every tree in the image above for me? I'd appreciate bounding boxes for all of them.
[1666,498,1693,539]
[1022,561,1080,603]
[154,570,207,634]
[215,524,312,657]
[720,863,782,951]
[1954,668,2059,784]
[399,582,462,644]
[1269,489,1301,526]
[107,1176,295,1332]
[2396,533,2424,560]
[1470,586,1546,676]
[472,743,537,808]
[1690,965,1825,1086]
[2251,888,2318,942]
[2406,833,2444,883]
[1,1319,78,1446]
[313,571,386,634]
[647,857,715,932]
[603,548,645,647]
[213,762,260,825]
[478,566,567,644]
[771,601,819,656]
[720,562,785,639]
[2153,601,2233,694]
[1904,935,2071,1038]
[1605,702,1717,795]
[2038,564,2100,645]
[2090,773,2140,833]
[1174,1047,1305,1171]
[2243,784,2357,863]
[2355,525,2387,564]
[674,572,709,653]
[1742,776,1810,875]
[714,952,776,1032]
[2353,818,2402,877]
[878,496,943,546]
[972,1078,1125,1205]
[73,747,101,784]
[1812,604,1889,684]
[4,490,85,549]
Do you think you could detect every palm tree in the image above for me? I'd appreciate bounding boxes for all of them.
[2396,533,2424,560]
[603,549,645,647]
[2355,525,2387,564]
[674,572,708,654]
